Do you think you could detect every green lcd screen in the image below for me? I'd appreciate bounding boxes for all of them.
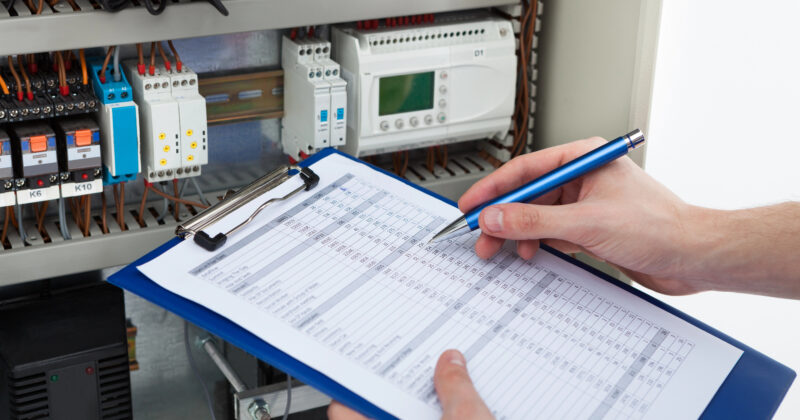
[378,72,435,116]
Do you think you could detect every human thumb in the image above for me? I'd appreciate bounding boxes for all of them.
[434,350,494,420]
[478,203,586,242]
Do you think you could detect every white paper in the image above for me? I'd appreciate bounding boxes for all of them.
[139,153,742,420]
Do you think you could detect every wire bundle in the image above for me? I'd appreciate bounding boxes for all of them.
[510,0,538,158]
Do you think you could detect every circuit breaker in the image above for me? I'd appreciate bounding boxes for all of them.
[89,57,141,185]
[10,123,60,204]
[281,36,347,160]
[124,60,181,183]
[54,117,103,198]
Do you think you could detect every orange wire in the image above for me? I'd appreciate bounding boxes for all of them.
[0,73,8,95]
[7,56,22,99]
[119,182,126,230]
[147,184,208,209]
[18,56,32,98]
[99,46,115,81]
[137,44,144,67]
[79,49,88,85]
[138,183,149,227]
[167,40,182,71]
[156,42,171,71]
[54,51,66,88]
[149,42,156,71]
[1,208,10,246]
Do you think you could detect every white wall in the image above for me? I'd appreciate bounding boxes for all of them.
[644,1,800,418]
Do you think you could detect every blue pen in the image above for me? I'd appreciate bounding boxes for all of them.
[429,129,646,243]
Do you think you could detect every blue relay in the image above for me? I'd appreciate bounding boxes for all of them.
[88,57,141,185]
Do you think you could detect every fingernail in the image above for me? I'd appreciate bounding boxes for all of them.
[482,207,503,233]
[446,350,466,367]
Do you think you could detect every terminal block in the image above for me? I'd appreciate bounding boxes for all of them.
[159,64,208,178]
[0,64,98,124]
[54,117,103,198]
[88,57,141,185]
[281,36,348,160]
[123,60,180,183]
[9,123,60,204]
[0,129,15,208]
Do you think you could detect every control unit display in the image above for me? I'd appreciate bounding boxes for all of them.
[332,14,517,156]
[378,71,435,116]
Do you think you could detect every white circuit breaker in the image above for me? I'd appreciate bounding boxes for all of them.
[281,36,347,160]
[159,64,208,178]
[124,60,181,183]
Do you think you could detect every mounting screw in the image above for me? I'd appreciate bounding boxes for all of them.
[247,399,271,420]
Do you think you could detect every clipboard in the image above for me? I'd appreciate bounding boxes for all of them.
[108,147,795,419]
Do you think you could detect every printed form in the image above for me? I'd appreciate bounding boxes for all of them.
[139,153,742,420]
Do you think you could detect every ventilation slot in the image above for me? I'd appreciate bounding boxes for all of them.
[97,355,132,420]
[8,372,49,420]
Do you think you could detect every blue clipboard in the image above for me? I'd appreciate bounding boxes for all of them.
[108,147,795,419]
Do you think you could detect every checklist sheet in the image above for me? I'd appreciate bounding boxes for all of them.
[139,153,742,420]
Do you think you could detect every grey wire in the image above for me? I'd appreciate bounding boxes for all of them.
[179,178,188,199]
[58,197,71,240]
[113,45,121,82]
[190,177,212,206]
[156,183,171,222]
[157,196,168,222]
[15,203,27,244]
[283,374,292,420]
[184,321,218,420]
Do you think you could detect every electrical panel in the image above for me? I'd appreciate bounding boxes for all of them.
[0,4,542,300]
[0,2,545,418]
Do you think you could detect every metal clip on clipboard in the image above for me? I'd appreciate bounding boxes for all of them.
[176,165,320,251]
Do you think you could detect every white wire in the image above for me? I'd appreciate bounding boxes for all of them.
[284,375,292,420]
[184,321,218,420]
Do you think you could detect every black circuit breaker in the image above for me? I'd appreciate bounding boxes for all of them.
[9,123,61,205]
[54,117,102,181]
[0,128,14,204]
[0,283,133,420]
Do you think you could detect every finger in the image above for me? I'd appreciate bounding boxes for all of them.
[516,239,539,260]
[327,401,369,420]
[474,233,504,260]
[541,238,583,255]
[458,138,606,212]
[434,350,493,420]
[479,203,592,243]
